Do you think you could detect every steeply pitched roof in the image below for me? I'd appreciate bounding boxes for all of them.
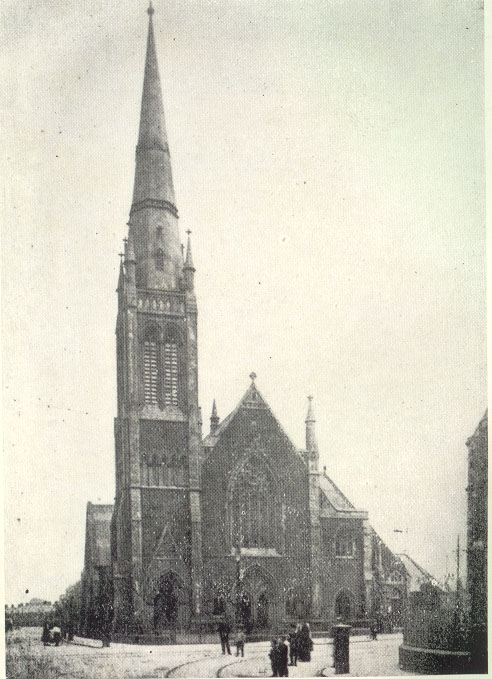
[202,381,296,452]
[319,473,354,511]
[397,553,441,592]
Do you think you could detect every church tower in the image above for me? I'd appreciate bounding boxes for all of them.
[112,4,202,633]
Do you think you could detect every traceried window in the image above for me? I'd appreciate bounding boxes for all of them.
[143,339,159,405]
[335,532,356,558]
[230,459,278,549]
[164,341,178,406]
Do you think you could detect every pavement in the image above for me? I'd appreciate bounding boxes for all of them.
[7,628,410,678]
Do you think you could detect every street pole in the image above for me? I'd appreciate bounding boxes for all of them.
[236,545,241,626]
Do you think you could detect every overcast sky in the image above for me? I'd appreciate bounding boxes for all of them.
[2,0,485,605]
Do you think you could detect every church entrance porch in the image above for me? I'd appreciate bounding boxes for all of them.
[237,566,277,632]
[153,572,190,639]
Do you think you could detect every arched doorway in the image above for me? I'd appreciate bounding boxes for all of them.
[286,586,311,620]
[153,572,189,635]
[240,567,276,631]
[334,590,353,622]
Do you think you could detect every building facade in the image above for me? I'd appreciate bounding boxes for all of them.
[82,6,408,637]
[80,503,113,637]
[466,411,487,672]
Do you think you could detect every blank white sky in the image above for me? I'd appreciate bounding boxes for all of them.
[2,0,485,604]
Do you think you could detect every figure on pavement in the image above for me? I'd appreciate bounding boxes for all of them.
[277,636,289,677]
[269,637,279,676]
[288,624,299,666]
[235,627,245,656]
[41,621,51,646]
[218,618,231,655]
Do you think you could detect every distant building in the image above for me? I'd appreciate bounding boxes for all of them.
[399,412,488,674]
[7,598,53,627]
[364,528,408,629]
[466,411,487,673]
[397,553,442,593]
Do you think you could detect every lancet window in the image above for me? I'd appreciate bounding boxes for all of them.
[164,341,178,406]
[155,248,164,271]
[143,337,159,405]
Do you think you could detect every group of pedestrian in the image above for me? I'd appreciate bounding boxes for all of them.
[269,622,313,676]
[289,622,313,663]
[41,621,62,647]
[218,618,314,675]
[217,619,246,657]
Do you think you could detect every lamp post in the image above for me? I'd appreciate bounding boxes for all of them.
[235,544,241,626]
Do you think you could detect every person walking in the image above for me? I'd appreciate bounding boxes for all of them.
[218,619,231,655]
[41,621,51,646]
[269,638,279,677]
[297,622,313,662]
[288,625,298,666]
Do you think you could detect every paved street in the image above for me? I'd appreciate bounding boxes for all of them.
[6,628,409,678]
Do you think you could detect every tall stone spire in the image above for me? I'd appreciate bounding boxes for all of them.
[129,3,182,291]
[132,3,175,210]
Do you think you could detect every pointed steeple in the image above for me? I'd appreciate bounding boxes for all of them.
[132,4,176,210]
[210,399,219,434]
[128,4,183,291]
[137,4,169,152]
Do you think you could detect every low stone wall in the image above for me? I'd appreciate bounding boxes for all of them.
[399,644,470,675]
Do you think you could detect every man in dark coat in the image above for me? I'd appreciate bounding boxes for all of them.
[218,619,231,655]
[269,638,279,677]
[277,636,289,677]
[288,625,298,666]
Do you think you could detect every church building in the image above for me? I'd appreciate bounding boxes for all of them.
[82,5,408,638]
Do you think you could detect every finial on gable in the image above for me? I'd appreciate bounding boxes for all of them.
[210,399,219,434]
[249,372,257,383]
[306,395,315,423]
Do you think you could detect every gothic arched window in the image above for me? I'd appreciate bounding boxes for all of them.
[155,248,164,271]
[143,335,159,405]
[230,459,278,549]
